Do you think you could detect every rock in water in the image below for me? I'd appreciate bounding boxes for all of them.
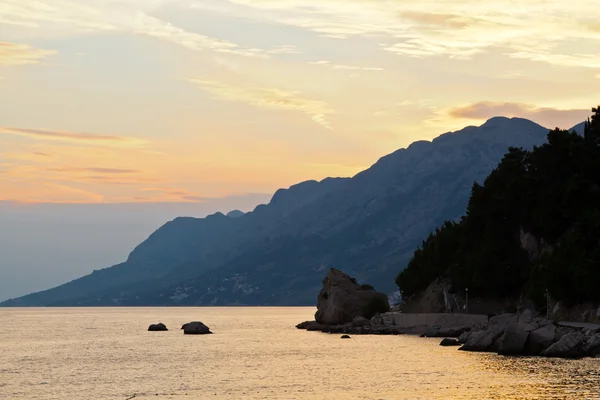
[440,338,461,346]
[314,268,390,325]
[182,321,212,335]
[542,332,585,358]
[498,323,530,355]
[148,323,168,331]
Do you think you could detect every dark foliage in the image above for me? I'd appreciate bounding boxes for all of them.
[396,106,600,306]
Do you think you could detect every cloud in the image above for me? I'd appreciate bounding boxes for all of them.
[448,101,591,129]
[0,1,294,59]
[0,42,56,66]
[0,127,148,147]
[226,0,600,69]
[46,167,140,174]
[187,78,335,129]
[308,60,383,71]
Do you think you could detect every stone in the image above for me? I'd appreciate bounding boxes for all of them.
[542,332,585,358]
[341,335,351,339]
[148,323,168,331]
[524,324,556,355]
[370,313,384,326]
[498,323,530,355]
[182,321,212,335]
[352,316,371,327]
[440,338,461,347]
[460,324,505,352]
[296,321,326,331]
[458,330,472,344]
[314,268,390,325]
[517,309,533,325]
[583,333,600,357]
[421,325,441,337]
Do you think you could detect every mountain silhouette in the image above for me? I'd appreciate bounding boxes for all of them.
[1,117,574,307]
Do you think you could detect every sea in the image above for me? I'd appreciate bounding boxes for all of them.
[1,307,599,400]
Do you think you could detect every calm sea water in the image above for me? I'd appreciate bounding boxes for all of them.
[1,307,599,400]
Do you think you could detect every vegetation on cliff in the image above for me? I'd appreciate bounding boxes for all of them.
[396,106,600,307]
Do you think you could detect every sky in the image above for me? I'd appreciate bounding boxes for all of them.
[1,0,599,300]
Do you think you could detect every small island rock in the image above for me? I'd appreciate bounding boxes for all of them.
[182,321,212,335]
[148,323,168,331]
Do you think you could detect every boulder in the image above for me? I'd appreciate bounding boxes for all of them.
[341,335,351,339]
[440,338,461,347]
[517,309,533,324]
[352,316,371,327]
[296,321,326,331]
[370,313,384,326]
[458,330,472,344]
[498,323,530,355]
[148,323,168,331]
[542,332,585,358]
[182,321,212,335]
[314,268,390,325]
[460,324,505,352]
[524,324,556,355]
[583,333,600,357]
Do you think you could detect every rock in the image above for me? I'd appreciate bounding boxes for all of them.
[341,335,351,339]
[148,323,168,331]
[458,330,472,344]
[542,332,585,358]
[489,313,518,329]
[370,313,384,326]
[524,324,556,355]
[583,333,600,357]
[498,323,530,355]
[460,324,505,352]
[517,309,533,324]
[440,338,461,346]
[182,321,212,335]
[314,268,390,325]
[421,325,441,337]
[352,316,371,327]
[296,321,326,331]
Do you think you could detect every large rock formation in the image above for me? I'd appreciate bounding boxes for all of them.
[314,269,390,325]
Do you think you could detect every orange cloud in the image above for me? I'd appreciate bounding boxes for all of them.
[46,167,140,174]
[0,127,148,147]
[0,42,55,66]
[448,102,591,128]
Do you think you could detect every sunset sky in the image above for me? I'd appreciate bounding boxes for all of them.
[1,0,599,204]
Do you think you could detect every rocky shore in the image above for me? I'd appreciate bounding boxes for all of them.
[457,310,600,358]
[298,268,600,359]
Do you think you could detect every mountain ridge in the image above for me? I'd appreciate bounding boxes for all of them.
[1,117,581,307]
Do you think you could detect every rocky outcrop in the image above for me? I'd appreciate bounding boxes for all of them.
[458,311,600,358]
[314,269,389,325]
[182,321,212,335]
[341,335,351,339]
[148,323,168,331]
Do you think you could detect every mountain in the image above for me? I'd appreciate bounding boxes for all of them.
[396,106,600,316]
[1,117,570,307]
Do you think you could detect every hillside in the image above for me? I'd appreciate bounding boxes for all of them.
[396,106,599,313]
[1,117,565,307]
